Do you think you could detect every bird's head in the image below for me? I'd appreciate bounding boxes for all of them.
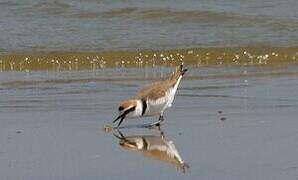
[113,100,141,127]
[118,100,137,116]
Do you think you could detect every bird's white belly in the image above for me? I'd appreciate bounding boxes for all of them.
[145,90,177,116]
[143,76,182,117]
[145,97,168,116]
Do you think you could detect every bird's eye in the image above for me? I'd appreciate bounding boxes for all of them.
[118,106,124,111]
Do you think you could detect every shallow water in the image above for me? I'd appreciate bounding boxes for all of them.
[0,0,298,52]
[1,66,298,179]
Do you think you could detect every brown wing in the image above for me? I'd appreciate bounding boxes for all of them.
[135,64,187,100]
[135,80,173,100]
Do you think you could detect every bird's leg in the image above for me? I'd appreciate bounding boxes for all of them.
[156,113,165,125]
[158,115,164,122]
[149,114,165,128]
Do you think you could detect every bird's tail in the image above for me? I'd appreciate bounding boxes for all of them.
[179,64,188,76]
[170,64,188,81]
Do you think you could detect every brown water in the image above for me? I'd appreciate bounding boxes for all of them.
[1,65,298,179]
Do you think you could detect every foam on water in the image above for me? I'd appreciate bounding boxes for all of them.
[0,47,297,71]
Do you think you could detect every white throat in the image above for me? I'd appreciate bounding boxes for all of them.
[135,100,143,116]
[126,100,142,118]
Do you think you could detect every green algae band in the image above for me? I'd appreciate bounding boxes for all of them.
[0,47,298,71]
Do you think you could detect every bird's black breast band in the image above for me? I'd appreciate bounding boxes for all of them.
[141,99,147,116]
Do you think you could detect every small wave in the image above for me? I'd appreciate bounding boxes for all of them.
[72,7,138,19]
[99,7,231,21]
[32,1,71,15]
[33,1,71,9]
[72,11,102,19]
[0,1,18,7]
[115,8,298,29]
[101,7,138,18]
[139,9,235,22]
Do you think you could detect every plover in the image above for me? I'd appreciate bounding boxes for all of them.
[113,64,187,127]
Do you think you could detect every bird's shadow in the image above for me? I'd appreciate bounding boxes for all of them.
[118,122,162,130]
[104,121,163,132]
[109,127,190,173]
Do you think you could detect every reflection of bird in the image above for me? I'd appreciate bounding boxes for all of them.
[113,129,189,173]
[113,64,187,127]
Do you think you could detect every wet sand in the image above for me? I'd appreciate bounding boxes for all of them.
[1,66,298,179]
[1,47,298,71]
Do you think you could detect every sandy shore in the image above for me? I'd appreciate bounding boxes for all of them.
[1,47,298,71]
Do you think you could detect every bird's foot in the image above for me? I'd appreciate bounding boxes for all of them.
[147,120,163,129]
[158,115,164,122]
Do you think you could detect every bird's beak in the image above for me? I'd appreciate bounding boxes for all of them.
[113,114,124,123]
[113,113,126,127]
[113,106,135,127]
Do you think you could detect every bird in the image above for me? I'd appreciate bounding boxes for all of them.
[113,64,187,128]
